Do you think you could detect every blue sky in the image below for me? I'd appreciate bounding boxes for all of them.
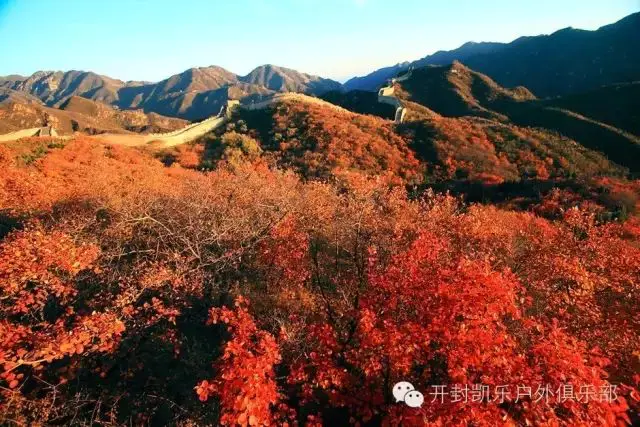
[0,0,637,82]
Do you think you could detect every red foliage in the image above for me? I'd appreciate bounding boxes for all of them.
[0,225,125,393]
[283,231,631,425]
[174,144,203,169]
[196,297,286,426]
[262,101,422,182]
[405,115,623,184]
[0,137,637,424]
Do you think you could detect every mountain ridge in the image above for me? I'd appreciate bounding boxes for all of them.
[344,12,640,96]
[392,61,640,173]
[0,64,342,120]
[343,41,505,92]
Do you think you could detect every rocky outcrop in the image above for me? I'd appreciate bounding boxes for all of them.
[1,65,343,121]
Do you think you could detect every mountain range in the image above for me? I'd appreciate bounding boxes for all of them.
[344,12,640,96]
[343,41,505,92]
[0,65,341,120]
[391,61,640,172]
[0,12,638,124]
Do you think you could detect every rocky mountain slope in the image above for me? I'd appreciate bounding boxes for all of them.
[0,87,43,105]
[154,79,637,219]
[240,64,341,93]
[0,71,127,106]
[462,12,640,97]
[0,96,186,135]
[0,65,341,121]
[393,61,536,120]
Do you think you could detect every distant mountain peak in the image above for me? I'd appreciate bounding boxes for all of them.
[240,64,341,94]
[0,63,343,121]
[344,40,505,92]
[344,11,640,97]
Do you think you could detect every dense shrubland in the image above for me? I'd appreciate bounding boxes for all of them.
[237,101,423,183]
[0,135,638,426]
[156,99,638,219]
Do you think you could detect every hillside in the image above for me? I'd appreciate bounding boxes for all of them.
[0,97,186,135]
[58,96,187,133]
[142,90,637,220]
[345,12,640,96]
[1,84,639,426]
[0,65,342,121]
[239,64,341,94]
[394,61,535,120]
[152,66,238,93]
[413,41,506,67]
[393,62,640,173]
[463,12,640,97]
[399,113,625,184]
[0,87,43,105]
[234,98,421,181]
[344,42,504,91]
[0,127,637,425]
[543,82,640,136]
[125,65,340,120]
[0,70,128,106]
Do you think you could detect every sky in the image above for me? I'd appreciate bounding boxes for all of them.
[0,0,638,83]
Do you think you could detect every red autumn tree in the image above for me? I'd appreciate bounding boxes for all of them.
[0,224,125,419]
[196,297,287,426]
[284,231,631,425]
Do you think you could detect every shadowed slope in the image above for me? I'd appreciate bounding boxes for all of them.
[344,12,640,97]
[543,82,640,136]
[395,63,640,174]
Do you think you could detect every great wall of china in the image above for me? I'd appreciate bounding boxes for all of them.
[241,92,350,113]
[0,82,410,146]
[377,69,411,124]
[0,126,62,142]
[85,101,239,147]
[98,94,350,147]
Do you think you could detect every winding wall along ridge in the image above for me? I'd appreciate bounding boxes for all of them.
[0,126,62,142]
[1,93,352,147]
[377,70,411,123]
[94,95,351,147]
